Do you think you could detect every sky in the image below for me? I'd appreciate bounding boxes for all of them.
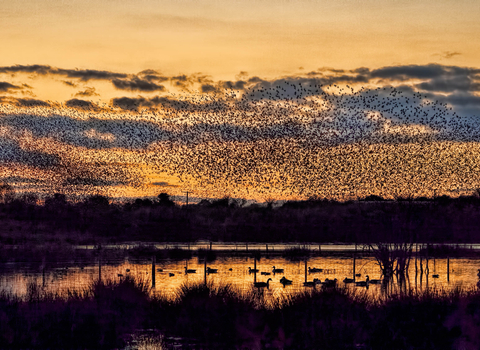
[1,0,480,202]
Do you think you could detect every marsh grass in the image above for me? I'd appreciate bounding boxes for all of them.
[2,278,480,349]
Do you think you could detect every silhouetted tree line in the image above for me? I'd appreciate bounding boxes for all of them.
[2,189,480,244]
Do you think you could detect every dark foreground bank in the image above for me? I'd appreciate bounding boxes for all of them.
[1,276,479,349]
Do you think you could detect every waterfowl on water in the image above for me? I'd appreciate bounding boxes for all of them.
[126,269,130,272]
[432,274,439,278]
[304,278,321,287]
[169,273,175,277]
[272,266,284,273]
[343,277,355,283]
[117,274,124,277]
[254,278,272,288]
[185,267,196,274]
[261,271,271,275]
[248,267,259,273]
[206,267,218,273]
[157,268,163,272]
[280,276,293,285]
[355,276,369,287]
[323,278,338,287]
[308,267,323,273]
[368,278,382,284]
[355,273,361,277]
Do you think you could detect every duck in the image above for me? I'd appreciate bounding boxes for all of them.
[248,267,259,273]
[355,276,369,287]
[280,276,293,285]
[169,273,175,277]
[157,268,163,272]
[308,267,323,273]
[355,273,361,277]
[272,266,284,274]
[261,271,271,275]
[304,278,321,287]
[254,278,272,288]
[117,273,124,277]
[343,277,355,283]
[185,267,197,274]
[206,267,218,273]
[126,269,130,272]
[432,274,439,278]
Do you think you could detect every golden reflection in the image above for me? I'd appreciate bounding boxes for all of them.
[2,255,480,300]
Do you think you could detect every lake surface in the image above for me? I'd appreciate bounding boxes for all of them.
[2,246,480,300]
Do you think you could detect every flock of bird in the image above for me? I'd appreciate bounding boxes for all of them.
[1,83,480,200]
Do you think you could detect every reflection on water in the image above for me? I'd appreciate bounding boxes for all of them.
[2,253,480,300]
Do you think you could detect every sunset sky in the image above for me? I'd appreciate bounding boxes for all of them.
[1,0,480,202]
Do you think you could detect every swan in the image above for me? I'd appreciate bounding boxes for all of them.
[343,277,355,283]
[248,267,259,273]
[308,267,323,273]
[185,267,196,274]
[272,266,284,273]
[280,276,292,285]
[254,278,272,288]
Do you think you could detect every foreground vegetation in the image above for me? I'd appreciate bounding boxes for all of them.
[1,276,480,349]
[3,191,480,245]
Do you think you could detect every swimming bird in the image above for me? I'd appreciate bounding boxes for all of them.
[343,277,355,283]
[308,267,323,273]
[304,278,321,287]
[117,274,124,277]
[272,266,284,273]
[323,278,338,287]
[254,278,272,288]
[169,273,175,277]
[432,274,439,278]
[261,271,271,275]
[206,267,218,273]
[248,267,259,273]
[355,276,369,286]
[368,277,382,284]
[126,269,130,272]
[280,276,292,285]
[185,267,196,274]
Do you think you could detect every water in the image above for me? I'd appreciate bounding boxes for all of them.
[2,248,480,299]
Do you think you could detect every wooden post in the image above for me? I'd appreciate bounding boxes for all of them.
[254,256,257,283]
[204,257,207,285]
[305,259,307,283]
[42,256,46,287]
[99,256,102,282]
[353,243,357,281]
[152,256,156,287]
[447,256,450,282]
